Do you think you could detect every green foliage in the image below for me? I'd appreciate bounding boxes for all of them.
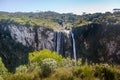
[50,67,74,80]
[77,58,82,66]
[41,58,57,70]
[40,58,57,77]
[0,11,91,30]
[0,57,8,75]
[6,65,41,80]
[73,64,94,80]
[29,49,63,65]
[16,65,28,73]
[1,49,120,80]
[1,11,120,80]
[5,73,32,80]
[61,58,75,67]
[27,63,42,80]
[2,56,120,80]
[27,62,40,73]
[0,11,120,30]
[61,58,82,67]
[0,76,4,80]
[94,64,119,80]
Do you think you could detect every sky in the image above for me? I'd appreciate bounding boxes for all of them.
[0,0,120,15]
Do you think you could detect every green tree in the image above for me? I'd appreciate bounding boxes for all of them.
[29,49,63,65]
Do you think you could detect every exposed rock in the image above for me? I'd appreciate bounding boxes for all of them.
[7,24,55,50]
[0,24,55,71]
[0,23,120,72]
[73,23,120,64]
[8,25,36,47]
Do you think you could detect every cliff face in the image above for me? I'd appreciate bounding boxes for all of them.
[7,24,54,50]
[0,24,55,71]
[0,23,120,71]
[73,24,120,64]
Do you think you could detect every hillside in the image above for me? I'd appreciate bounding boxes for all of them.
[0,11,120,72]
[0,11,120,30]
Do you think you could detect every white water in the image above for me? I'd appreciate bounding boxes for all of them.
[56,32,61,54]
[71,31,77,66]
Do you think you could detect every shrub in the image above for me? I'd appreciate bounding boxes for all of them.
[61,58,75,67]
[114,65,120,80]
[28,67,42,80]
[15,64,42,80]
[50,67,74,80]
[77,58,82,66]
[94,64,118,80]
[0,57,8,75]
[73,64,94,80]
[29,49,63,65]
[40,58,57,78]
[27,62,40,72]
[16,65,28,73]
[0,76,4,80]
[5,73,32,80]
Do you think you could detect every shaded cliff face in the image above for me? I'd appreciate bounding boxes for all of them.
[54,31,72,57]
[0,24,55,71]
[73,24,120,64]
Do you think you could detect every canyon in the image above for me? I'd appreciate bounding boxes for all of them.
[0,11,120,71]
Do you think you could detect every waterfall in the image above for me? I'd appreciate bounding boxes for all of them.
[56,32,61,54]
[54,31,64,54]
[70,31,77,65]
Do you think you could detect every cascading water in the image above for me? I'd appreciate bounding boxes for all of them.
[70,31,77,65]
[55,22,77,62]
[56,32,61,54]
[54,29,77,65]
[54,31,64,54]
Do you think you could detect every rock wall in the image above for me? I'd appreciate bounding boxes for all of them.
[7,24,54,50]
[0,24,55,71]
[0,23,120,71]
[73,23,120,64]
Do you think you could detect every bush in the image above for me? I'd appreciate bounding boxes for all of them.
[50,67,74,80]
[0,57,8,75]
[114,65,120,80]
[94,64,118,80]
[40,58,57,78]
[77,58,82,66]
[73,64,94,80]
[5,73,32,80]
[27,62,40,72]
[15,64,41,80]
[28,67,42,80]
[29,49,63,65]
[16,65,28,73]
[0,76,4,80]
[61,58,75,67]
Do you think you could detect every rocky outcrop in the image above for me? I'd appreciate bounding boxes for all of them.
[0,24,55,71]
[73,23,120,64]
[7,24,54,50]
[0,23,73,71]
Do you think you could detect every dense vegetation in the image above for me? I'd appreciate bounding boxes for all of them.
[0,11,120,79]
[0,11,120,30]
[0,49,120,80]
